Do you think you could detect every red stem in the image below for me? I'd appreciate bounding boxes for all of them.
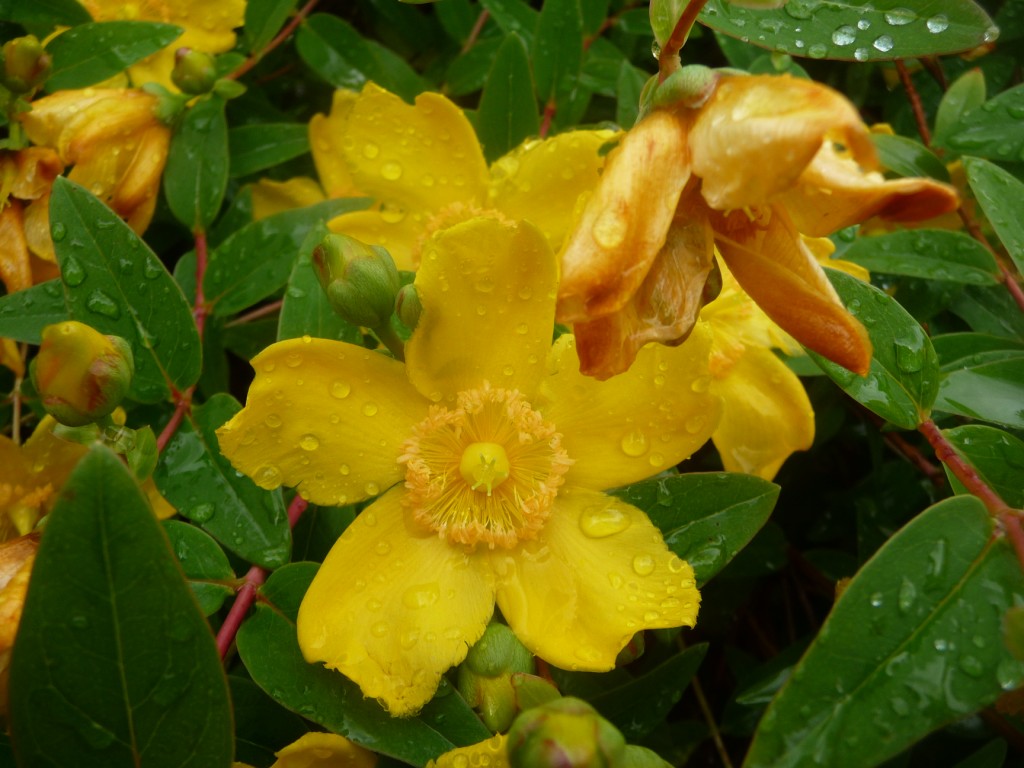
[539,100,556,139]
[193,229,209,341]
[894,59,932,147]
[156,398,188,453]
[461,10,490,54]
[999,511,1024,572]
[224,299,283,328]
[918,419,1010,515]
[657,0,710,83]
[227,0,320,81]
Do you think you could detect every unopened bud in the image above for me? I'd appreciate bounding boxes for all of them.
[32,321,134,427]
[312,233,401,328]
[395,283,422,330]
[458,623,535,732]
[651,64,718,111]
[171,48,217,95]
[507,697,626,768]
[2,36,51,94]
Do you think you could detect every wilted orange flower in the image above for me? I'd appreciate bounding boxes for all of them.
[557,73,959,379]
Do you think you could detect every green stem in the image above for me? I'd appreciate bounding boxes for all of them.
[657,0,710,83]
[373,322,405,362]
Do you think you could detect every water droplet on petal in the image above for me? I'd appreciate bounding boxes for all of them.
[374,540,390,556]
[381,162,402,180]
[362,142,380,159]
[619,429,649,457]
[365,481,380,496]
[256,465,282,487]
[403,583,440,609]
[592,209,628,249]
[632,554,655,576]
[265,413,282,429]
[579,505,632,538]
[362,402,379,416]
[299,434,320,451]
[330,380,351,399]
[285,353,302,368]
[371,621,388,637]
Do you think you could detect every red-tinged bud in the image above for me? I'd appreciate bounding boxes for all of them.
[2,36,51,94]
[458,622,535,732]
[171,48,218,95]
[507,697,626,768]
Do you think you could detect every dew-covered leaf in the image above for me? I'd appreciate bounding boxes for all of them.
[950,285,1024,339]
[480,0,538,43]
[932,332,1024,372]
[746,495,1024,768]
[229,123,310,178]
[0,0,90,27]
[533,0,583,103]
[933,356,1024,429]
[50,177,201,403]
[963,156,1024,275]
[810,269,939,430]
[154,394,291,569]
[871,134,950,181]
[8,446,233,768]
[0,279,68,343]
[163,520,236,616]
[45,22,183,90]
[164,96,229,231]
[841,230,1000,285]
[933,68,986,148]
[942,425,1024,508]
[939,83,1024,162]
[476,33,539,163]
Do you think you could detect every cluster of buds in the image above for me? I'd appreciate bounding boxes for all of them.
[457,623,542,732]
[312,232,403,330]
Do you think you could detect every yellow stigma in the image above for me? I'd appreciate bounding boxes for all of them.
[459,442,510,496]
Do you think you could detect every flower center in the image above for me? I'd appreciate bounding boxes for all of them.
[400,384,572,549]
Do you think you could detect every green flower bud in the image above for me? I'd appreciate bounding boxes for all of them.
[171,48,218,95]
[507,697,626,768]
[651,64,718,111]
[31,321,134,427]
[312,233,402,328]
[395,283,422,330]
[2,36,51,94]
[458,623,535,732]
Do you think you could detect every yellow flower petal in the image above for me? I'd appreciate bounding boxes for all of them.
[142,478,177,520]
[0,339,22,378]
[0,202,33,294]
[557,110,690,322]
[489,129,616,254]
[271,732,377,768]
[490,487,699,671]
[310,90,361,199]
[23,194,54,262]
[406,217,558,402]
[297,489,495,717]
[538,324,721,490]
[711,345,814,480]
[216,338,428,507]
[21,416,88,494]
[327,208,425,272]
[428,735,508,768]
[250,178,327,221]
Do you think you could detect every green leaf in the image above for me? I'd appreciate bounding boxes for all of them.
[50,177,201,403]
[942,425,1024,507]
[480,0,538,43]
[963,156,1024,274]
[650,0,686,48]
[871,134,950,181]
[0,279,68,343]
[204,197,369,317]
[229,123,310,177]
[934,356,1024,428]
[163,520,236,616]
[476,33,539,163]
[697,0,996,62]
[445,37,501,96]
[236,565,461,766]
[616,62,649,128]
[0,0,90,26]
[164,96,229,231]
[933,68,986,147]
[842,230,1000,285]
[932,332,1024,371]
[810,269,940,430]
[244,0,298,53]
[532,0,583,102]
[746,495,1024,768]
[940,83,1024,161]
[154,394,291,569]
[8,446,233,768]
[277,223,363,343]
[45,22,183,90]
[231,676,310,768]
[611,473,779,585]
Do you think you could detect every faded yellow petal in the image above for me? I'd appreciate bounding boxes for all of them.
[558,111,690,322]
[490,487,699,671]
[711,345,814,480]
[310,90,361,198]
[216,337,428,507]
[489,129,616,254]
[297,489,494,717]
[406,217,557,402]
[115,124,170,233]
[0,202,33,294]
[250,178,327,221]
[23,194,54,262]
[327,207,425,272]
[0,540,35,653]
[11,148,62,201]
[538,324,720,490]
[689,74,876,212]
[271,732,377,768]
[0,340,23,378]
[428,735,508,768]
[20,89,115,148]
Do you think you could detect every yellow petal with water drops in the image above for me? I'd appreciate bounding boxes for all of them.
[327,207,424,272]
[538,324,720,491]
[428,735,508,768]
[250,178,326,221]
[23,194,54,262]
[558,110,690,323]
[21,416,87,496]
[298,488,495,717]
[19,89,113,148]
[711,345,814,480]
[489,129,617,254]
[310,90,361,199]
[0,202,32,294]
[406,217,558,402]
[344,84,489,215]
[216,337,428,508]
[490,487,699,672]
[270,732,377,768]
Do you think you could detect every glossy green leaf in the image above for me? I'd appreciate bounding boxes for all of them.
[8,446,233,768]
[933,68,986,147]
[0,279,68,343]
[871,134,950,181]
[0,0,90,26]
[932,332,1024,371]
[292,505,356,563]
[616,61,649,128]
[204,197,369,317]
[236,564,464,766]
[580,37,629,97]
[650,0,686,48]
[942,425,1024,507]
[231,676,310,768]
[154,394,291,569]
[611,473,779,585]
[164,96,229,231]
[50,177,201,403]
[244,0,299,53]
[163,520,236,616]
[480,0,538,43]
[445,37,501,96]
[698,0,996,62]
[964,156,1024,274]
[477,33,539,163]
[746,495,1024,768]
[940,83,1024,161]
[810,269,940,430]
[533,0,583,102]
[229,123,310,178]
[950,284,1024,338]
[934,357,1024,428]
[842,230,1000,285]
[45,22,182,91]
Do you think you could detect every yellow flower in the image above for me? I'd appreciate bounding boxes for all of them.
[427,734,508,768]
[79,0,245,89]
[252,84,615,270]
[19,88,171,248]
[237,732,377,768]
[557,73,959,380]
[217,216,720,716]
[0,147,63,293]
[0,534,37,713]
